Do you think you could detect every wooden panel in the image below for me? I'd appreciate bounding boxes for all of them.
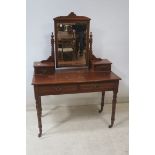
[34,62,55,75]
[90,59,112,72]
[94,64,111,72]
[34,67,54,74]
[79,82,115,92]
[32,71,121,85]
[38,84,78,95]
[37,81,117,96]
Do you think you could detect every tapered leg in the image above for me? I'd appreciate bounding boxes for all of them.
[35,96,42,137]
[109,91,117,128]
[99,91,105,113]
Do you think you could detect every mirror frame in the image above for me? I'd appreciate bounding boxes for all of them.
[54,12,91,68]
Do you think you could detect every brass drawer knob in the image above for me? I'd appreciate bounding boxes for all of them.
[94,84,99,88]
[55,87,62,91]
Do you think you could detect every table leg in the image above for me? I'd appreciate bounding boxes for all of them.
[99,91,105,113]
[109,91,117,128]
[35,96,42,137]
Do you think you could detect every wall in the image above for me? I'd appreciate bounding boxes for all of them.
[27,0,129,106]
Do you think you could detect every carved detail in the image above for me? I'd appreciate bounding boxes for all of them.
[91,54,102,61]
[40,33,55,64]
[89,32,102,61]
[51,32,54,62]
[89,32,93,59]
[68,12,76,16]
[41,56,53,63]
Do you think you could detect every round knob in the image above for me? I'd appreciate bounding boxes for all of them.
[55,87,61,91]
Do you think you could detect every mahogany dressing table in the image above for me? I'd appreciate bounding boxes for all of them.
[32,12,121,137]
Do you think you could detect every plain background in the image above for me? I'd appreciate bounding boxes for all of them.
[26,0,129,106]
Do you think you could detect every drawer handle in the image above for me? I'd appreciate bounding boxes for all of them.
[55,87,62,91]
[94,84,100,88]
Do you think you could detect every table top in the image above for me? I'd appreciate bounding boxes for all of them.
[32,70,121,85]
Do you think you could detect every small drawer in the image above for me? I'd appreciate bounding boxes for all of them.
[94,64,111,72]
[90,59,112,72]
[34,67,54,74]
[34,61,55,75]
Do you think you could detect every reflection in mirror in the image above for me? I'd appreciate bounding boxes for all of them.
[57,22,87,67]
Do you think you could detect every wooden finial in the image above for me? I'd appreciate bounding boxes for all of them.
[51,32,54,38]
[68,12,76,16]
[90,32,92,37]
[51,32,54,62]
[89,32,93,58]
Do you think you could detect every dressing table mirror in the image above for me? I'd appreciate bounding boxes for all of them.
[54,12,90,68]
[32,12,121,137]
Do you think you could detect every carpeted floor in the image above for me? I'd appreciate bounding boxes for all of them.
[27,103,128,155]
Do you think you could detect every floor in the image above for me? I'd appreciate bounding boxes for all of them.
[27,103,128,155]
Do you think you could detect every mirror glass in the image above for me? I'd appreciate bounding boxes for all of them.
[56,22,88,67]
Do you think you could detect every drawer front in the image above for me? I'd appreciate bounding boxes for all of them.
[38,84,78,95]
[94,64,111,72]
[79,82,114,92]
[34,67,54,75]
[38,82,116,96]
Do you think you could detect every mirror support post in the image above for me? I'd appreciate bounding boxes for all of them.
[51,32,55,63]
[89,32,93,68]
[89,32,93,58]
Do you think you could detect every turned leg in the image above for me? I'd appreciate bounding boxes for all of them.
[109,91,117,128]
[99,91,105,113]
[35,96,42,137]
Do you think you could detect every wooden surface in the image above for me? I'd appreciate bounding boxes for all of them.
[33,70,121,137]
[32,71,121,85]
[54,16,91,22]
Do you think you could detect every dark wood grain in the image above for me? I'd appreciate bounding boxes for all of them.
[34,62,55,74]
[32,71,121,85]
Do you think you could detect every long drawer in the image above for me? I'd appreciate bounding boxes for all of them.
[37,81,117,96]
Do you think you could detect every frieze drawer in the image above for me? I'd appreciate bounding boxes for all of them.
[37,82,116,96]
[38,84,78,95]
[79,82,115,92]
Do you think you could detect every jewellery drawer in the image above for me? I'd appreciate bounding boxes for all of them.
[90,59,112,72]
[38,84,78,95]
[94,64,111,72]
[34,67,54,74]
[34,62,55,75]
